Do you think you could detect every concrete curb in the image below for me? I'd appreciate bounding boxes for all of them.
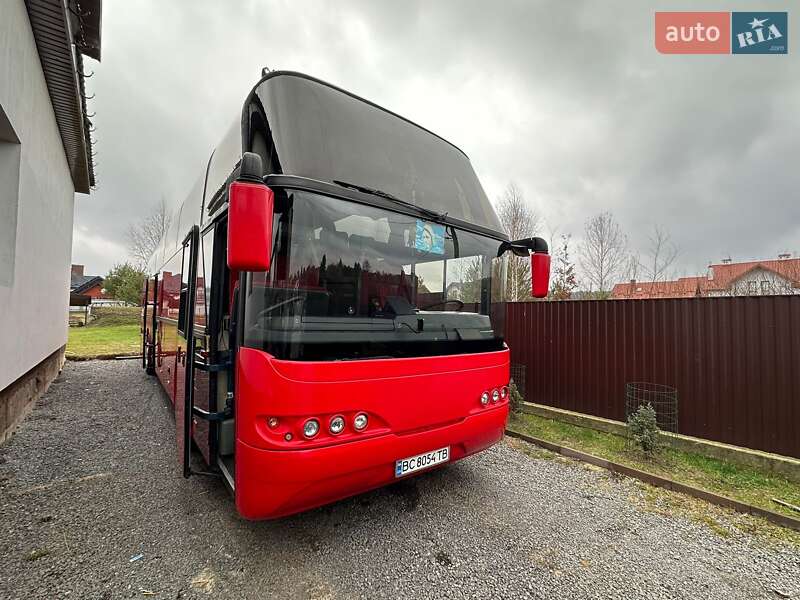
[505,427,800,533]
[66,353,139,362]
[518,402,800,484]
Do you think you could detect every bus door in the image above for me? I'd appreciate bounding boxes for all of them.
[175,226,200,478]
[141,277,149,370]
[187,222,226,470]
[176,221,232,478]
[142,274,158,375]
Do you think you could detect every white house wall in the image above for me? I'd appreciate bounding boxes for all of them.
[0,0,76,390]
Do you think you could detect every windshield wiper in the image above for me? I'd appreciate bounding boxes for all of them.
[333,180,447,222]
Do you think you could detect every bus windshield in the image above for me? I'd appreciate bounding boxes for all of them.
[242,189,507,361]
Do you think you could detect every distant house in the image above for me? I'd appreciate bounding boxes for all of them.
[611,256,800,300]
[70,264,106,299]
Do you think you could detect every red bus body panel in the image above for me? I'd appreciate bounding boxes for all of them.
[234,347,510,519]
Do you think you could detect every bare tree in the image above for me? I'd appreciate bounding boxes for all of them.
[641,225,679,283]
[625,251,641,282]
[127,197,171,269]
[578,211,628,298]
[496,182,541,301]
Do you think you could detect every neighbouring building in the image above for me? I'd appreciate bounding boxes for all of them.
[0,0,101,442]
[70,264,105,299]
[611,255,800,300]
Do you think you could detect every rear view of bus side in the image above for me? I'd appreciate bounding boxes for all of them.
[140,71,550,519]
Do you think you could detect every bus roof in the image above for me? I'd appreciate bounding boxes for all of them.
[246,72,504,234]
[147,72,507,275]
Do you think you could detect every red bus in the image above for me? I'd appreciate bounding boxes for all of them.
[141,71,550,519]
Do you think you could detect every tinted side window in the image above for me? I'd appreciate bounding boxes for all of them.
[159,250,182,320]
[177,242,190,335]
[195,228,214,327]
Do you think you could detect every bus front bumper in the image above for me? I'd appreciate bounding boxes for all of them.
[235,403,508,520]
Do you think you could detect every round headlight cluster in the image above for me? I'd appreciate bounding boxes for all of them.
[353,413,369,431]
[282,412,370,442]
[480,386,510,407]
[329,416,345,435]
[303,418,320,439]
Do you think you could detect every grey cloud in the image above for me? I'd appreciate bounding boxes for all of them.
[73,0,798,281]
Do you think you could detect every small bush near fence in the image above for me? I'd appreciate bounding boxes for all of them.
[508,381,524,413]
[627,403,661,455]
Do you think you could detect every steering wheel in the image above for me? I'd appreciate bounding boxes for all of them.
[255,295,304,320]
[421,299,464,311]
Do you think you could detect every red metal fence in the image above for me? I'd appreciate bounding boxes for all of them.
[505,296,800,459]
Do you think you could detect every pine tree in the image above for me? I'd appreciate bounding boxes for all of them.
[549,234,578,300]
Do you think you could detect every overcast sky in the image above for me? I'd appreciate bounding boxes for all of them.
[72,0,799,283]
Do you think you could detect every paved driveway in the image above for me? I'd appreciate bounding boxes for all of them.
[1,361,798,599]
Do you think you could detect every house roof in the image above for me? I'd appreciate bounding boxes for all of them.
[611,277,704,300]
[70,273,103,293]
[24,0,102,193]
[706,258,800,289]
[611,257,800,299]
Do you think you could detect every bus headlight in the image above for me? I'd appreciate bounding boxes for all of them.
[500,386,508,399]
[480,391,490,406]
[303,418,320,438]
[353,413,368,431]
[329,416,345,435]
[492,389,500,403]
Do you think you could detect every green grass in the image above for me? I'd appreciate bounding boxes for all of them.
[66,306,142,359]
[508,412,800,521]
[66,324,141,359]
[86,306,141,327]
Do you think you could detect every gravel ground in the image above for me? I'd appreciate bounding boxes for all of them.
[1,360,798,600]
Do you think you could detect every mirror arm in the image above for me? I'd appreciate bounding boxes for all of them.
[238,151,263,183]
[498,237,549,257]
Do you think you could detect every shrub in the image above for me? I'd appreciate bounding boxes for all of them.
[103,262,147,306]
[627,402,661,455]
[508,380,524,413]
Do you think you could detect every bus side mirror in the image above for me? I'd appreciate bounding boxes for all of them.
[531,252,551,298]
[227,153,273,272]
[498,236,548,258]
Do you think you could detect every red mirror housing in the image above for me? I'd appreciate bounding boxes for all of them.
[531,252,551,298]
[227,181,274,272]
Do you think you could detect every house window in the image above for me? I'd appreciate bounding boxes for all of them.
[747,281,758,295]
[0,103,21,287]
[761,281,773,295]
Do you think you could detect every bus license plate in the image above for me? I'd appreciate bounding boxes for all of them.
[395,446,449,478]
